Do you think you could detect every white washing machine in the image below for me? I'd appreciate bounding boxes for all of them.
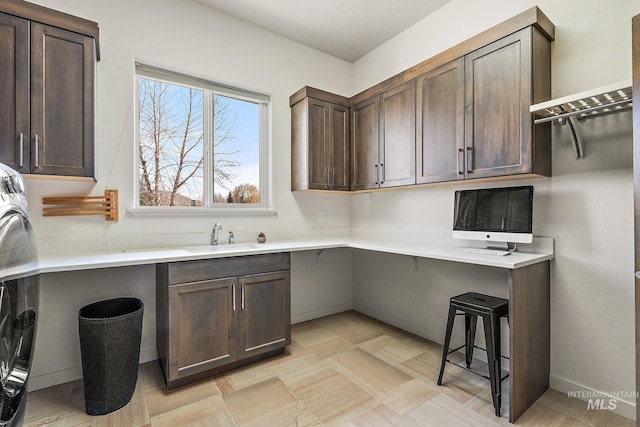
[0,164,38,426]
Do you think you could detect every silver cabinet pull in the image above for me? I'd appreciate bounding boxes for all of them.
[458,148,464,175]
[380,163,384,185]
[241,282,245,310]
[19,133,24,168]
[232,283,236,311]
[374,164,378,185]
[466,146,473,173]
[331,167,335,189]
[34,134,39,168]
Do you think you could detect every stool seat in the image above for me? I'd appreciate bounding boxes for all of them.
[450,292,509,314]
[437,292,509,417]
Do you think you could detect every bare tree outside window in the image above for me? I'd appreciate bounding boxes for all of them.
[137,76,261,207]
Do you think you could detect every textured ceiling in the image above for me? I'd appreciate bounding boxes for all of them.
[194,0,453,62]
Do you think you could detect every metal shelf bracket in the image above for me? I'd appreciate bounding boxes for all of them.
[559,116,585,159]
[530,80,632,160]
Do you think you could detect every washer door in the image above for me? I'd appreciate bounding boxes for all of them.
[0,211,38,426]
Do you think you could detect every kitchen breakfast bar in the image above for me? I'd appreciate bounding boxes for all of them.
[37,237,553,423]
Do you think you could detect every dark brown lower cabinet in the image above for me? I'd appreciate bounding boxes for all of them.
[156,253,291,389]
[238,271,291,359]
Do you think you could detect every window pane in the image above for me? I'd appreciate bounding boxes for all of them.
[138,78,204,206]
[136,64,269,209]
[212,95,260,204]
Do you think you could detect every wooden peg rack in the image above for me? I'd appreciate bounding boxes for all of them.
[42,189,118,221]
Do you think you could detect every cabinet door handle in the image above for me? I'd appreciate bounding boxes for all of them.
[374,164,378,185]
[331,167,335,189]
[380,163,384,185]
[457,148,464,175]
[19,133,24,168]
[34,134,39,168]
[324,167,329,189]
[232,283,236,311]
[466,147,473,173]
[241,282,245,310]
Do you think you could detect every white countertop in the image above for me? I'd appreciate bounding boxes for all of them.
[36,237,554,274]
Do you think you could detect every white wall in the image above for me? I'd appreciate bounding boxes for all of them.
[26,0,355,390]
[350,0,640,420]
[27,0,354,247]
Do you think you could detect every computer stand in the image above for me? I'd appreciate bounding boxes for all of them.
[486,242,517,253]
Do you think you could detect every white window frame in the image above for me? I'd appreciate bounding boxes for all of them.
[130,63,273,216]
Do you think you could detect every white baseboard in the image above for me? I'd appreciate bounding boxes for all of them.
[29,347,159,392]
[29,366,83,392]
[291,302,353,324]
[353,303,443,343]
[550,374,636,421]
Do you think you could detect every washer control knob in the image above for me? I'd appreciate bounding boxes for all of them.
[4,175,25,196]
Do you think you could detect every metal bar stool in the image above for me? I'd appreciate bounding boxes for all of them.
[437,292,509,416]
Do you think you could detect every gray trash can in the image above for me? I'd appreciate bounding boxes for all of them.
[78,297,143,415]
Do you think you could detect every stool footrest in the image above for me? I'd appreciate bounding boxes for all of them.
[445,344,510,360]
[444,358,510,383]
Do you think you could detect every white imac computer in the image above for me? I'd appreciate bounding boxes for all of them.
[452,185,534,252]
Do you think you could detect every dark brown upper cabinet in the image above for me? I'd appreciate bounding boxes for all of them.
[416,58,465,184]
[351,81,416,190]
[350,96,380,190]
[463,28,551,179]
[416,27,551,183]
[0,1,98,179]
[290,7,554,193]
[0,13,29,175]
[291,87,350,191]
[379,81,416,188]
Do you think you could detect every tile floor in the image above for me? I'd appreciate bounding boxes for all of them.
[25,310,633,426]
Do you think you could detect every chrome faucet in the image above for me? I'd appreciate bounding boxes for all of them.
[211,223,223,245]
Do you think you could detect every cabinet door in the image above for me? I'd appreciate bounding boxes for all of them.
[464,29,532,178]
[351,96,380,190]
[167,278,237,382]
[307,98,330,190]
[329,103,350,190]
[31,23,95,178]
[238,271,291,360]
[0,13,29,174]
[416,59,465,183]
[379,80,416,188]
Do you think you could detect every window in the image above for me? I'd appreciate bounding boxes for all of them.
[135,64,269,210]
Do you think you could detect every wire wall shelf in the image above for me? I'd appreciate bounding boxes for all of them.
[530,80,632,159]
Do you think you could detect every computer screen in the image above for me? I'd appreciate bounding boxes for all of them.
[452,185,534,244]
